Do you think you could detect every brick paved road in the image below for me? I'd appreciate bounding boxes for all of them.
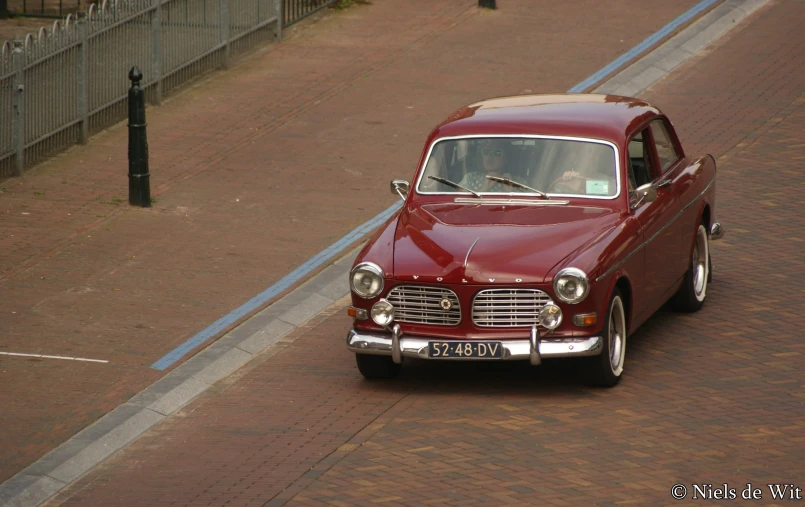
[39,1,805,505]
[0,0,710,484]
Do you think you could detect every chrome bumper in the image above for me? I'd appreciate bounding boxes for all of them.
[710,221,725,240]
[346,325,603,366]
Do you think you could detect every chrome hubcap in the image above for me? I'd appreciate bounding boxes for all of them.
[608,296,626,376]
[692,225,709,301]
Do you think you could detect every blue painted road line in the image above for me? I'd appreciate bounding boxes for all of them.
[567,0,720,93]
[151,202,402,370]
[153,0,719,370]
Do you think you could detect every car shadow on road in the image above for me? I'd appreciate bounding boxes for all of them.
[355,357,601,399]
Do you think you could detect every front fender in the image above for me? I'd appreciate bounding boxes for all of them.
[351,210,401,287]
[546,215,643,331]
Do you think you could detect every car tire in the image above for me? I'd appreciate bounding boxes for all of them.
[672,223,709,313]
[581,289,626,388]
[355,354,401,379]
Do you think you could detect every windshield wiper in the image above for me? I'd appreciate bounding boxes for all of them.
[428,176,481,198]
[486,175,550,199]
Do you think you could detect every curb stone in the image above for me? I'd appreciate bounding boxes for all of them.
[593,0,771,97]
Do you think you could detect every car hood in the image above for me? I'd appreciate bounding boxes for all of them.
[392,202,622,284]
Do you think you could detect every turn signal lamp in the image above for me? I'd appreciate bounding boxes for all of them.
[573,313,597,327]
[348,307,368,320]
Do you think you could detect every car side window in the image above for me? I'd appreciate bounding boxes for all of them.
[649,119,680,173]
[627,129,655,188]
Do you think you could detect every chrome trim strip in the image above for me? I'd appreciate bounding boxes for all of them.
[414,134,622,201]
[595,179,715,282]
[346,329,602,360]
[464,237,480,269]
[453,198,570,206]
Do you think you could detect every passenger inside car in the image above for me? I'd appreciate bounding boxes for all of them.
[532,139,618,196]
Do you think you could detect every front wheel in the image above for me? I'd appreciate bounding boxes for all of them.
[580,290,627,387]
[355,354,401,379]
[672,223,709,312]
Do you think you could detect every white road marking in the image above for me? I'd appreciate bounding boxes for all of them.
[0,352,108,363]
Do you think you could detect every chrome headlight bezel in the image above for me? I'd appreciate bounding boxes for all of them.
[553,267,589,304]
[350,262,385,299]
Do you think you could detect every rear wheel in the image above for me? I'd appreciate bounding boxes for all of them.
[672,223,709,312]
[355,354,401,379]
[581,289,626,387]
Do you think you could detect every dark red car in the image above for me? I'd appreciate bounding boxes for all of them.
[346,94,724,387]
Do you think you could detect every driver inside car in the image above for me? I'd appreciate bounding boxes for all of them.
[458,139,513,193]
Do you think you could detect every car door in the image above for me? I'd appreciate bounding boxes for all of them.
[628,126,680,318]
[649,118,689,281]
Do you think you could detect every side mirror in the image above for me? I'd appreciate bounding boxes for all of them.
[390,179,410,201]
[630,183,658,210]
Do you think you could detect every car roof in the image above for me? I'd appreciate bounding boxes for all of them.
[429,94,663,146]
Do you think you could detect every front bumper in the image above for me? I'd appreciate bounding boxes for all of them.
[346,325,603,366]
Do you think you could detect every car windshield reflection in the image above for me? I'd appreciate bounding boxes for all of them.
[416,136,619,198]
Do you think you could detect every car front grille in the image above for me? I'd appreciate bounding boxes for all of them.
[386,285,461,326]
[472,288,553,327]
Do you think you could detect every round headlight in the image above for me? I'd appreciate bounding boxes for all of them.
[553,267,589,304]
[538,304,563,330]
[371,299,395,327]
[350,262,384,299]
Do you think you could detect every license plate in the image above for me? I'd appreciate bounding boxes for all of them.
[428,341,503,359]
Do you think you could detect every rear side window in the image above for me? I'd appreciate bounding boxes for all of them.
[650,120,680,173]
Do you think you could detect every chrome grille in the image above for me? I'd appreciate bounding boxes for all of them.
[472,289,553,327]
[386,285,461,326]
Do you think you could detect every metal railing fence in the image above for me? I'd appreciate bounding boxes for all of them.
[2,0,334,22]
[1,0,281,178]
[6,0,84,18]
[283,0,336,27]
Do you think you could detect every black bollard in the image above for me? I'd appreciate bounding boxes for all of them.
[128,66,151,207]
[479,0,496,8]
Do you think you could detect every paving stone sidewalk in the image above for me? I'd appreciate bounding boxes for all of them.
[0,0,714,487]
[38,2,805,504]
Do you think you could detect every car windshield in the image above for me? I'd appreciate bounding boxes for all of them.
[416,136,618,198]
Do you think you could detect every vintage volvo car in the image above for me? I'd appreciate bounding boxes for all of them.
[346,94,724,387]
